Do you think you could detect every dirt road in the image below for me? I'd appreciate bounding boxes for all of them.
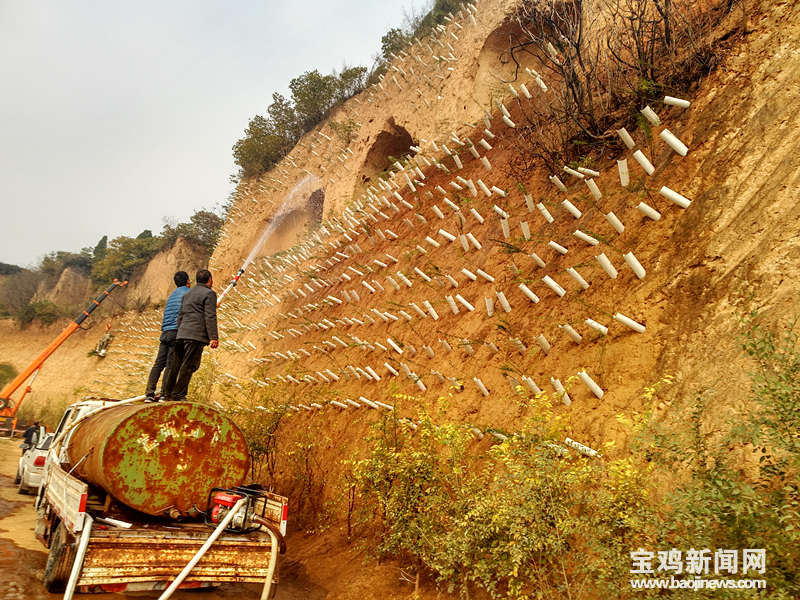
[0,437,326,600]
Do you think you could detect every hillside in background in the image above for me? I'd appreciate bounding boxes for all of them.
[2,0,800,596]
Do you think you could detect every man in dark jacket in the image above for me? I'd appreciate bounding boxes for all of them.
[145,271,191,401]
[162,269,219,401]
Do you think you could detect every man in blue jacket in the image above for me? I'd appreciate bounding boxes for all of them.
[162,269,219,401]
[145,271,191,401]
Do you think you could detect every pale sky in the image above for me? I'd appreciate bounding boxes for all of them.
[0,0,420,267]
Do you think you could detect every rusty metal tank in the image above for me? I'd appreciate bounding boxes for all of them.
[67,401,250,518]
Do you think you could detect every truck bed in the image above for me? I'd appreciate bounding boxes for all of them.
[77,524,274,590]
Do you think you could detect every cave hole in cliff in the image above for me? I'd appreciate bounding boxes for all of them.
[361,118,414,183]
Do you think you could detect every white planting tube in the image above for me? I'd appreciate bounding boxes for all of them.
[520,83,531,98]
[397,272,413,287]
[660,186,692,208]
[490,186,506,197]
[551,378,571,405]
[481,156,492,171]
[535,334,551,354]
[466,232,482,250]
[421,301,439,321]
[416,244,428,255]
[633,150,655,175]
[624,251,646,279]
[492,205,509,219]
[605,212,624,234]
[562,199,582,218]
[387,338,404,354]
[459,234,470,252]
[617,128,635,149]
[480,138,492,151]
[617,159,630,187]
[432,370,445,383]
[436,228,456,242]
[468,145,480,159]
[362,281,376,293]
[525,194,535,212]
[456,294,475,311]
[563,166,585,179]
[445,274,459,288]
[399,310,413,321]
[637,202,662,221]
[502,115,515,128]
[469,208,485,224]
[359,396,380,409]
[522,376,541,394]
[530,253,546,269]
[567,267,589,289]
[477,179,492,197]
[386,276,401,291]
[461,268,477,281]
[462,339,474,356]
[439,338,452,352]
[345,398,362,408]
[474,377,490,396]
[488,342,499,354]
[496,291,512,313]
[446,295,459,314]
[476,269,494,283]
[574,230,599,246]
[559,324,582,343]
[432,205,445,219]
[537,203,554,223]
[511,337,526,354]
[660,129,688,156]
[578,371,604,399]
[409,302,427,318]
[414,267,432,282]
[501,219,510,239]
[586,179,602,200]
[542,275,566,297]
[330,401,348,409]
[424,345,435,358]
[548,240,568,254]
[467,179,477,196]
[614,312,646,333]
[416,378,427,392]
[578,167,600,177]
[519,284,539,303]
[596,253,618,278]
[385,362,399,375]
[425,235,441,248]
[485,297,494,316]
[453,155,463,169]
[366,366,381,381]
[585,318,608,336]
[664,95,691,108]
[443,197,459,211]
[640,105,661,125]
[550,175,568,191]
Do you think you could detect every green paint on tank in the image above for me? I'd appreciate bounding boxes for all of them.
[68,402,250,517]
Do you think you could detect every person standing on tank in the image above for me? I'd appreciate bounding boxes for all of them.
[145,271,191,401]
[162,269,219,401]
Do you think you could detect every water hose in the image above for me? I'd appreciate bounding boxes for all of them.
[158,498,247,600]
[216,267,245,307]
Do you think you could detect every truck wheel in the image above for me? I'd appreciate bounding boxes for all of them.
[18,479,29,494]
[13,468,20,484]
[43,522,77,593]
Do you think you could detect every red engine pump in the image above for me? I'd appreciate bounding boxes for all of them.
[206,487,288,554]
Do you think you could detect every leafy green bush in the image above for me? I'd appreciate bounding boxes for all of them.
[0,363,18,389]
[90,235,162,285]
[160,209,224,255]
[14,300,71,328]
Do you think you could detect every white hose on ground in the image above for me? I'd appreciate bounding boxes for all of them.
[259,526,280,600]
[158,498,247,600]
[63,514,94,600]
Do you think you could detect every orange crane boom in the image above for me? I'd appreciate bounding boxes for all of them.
[0,279,127,416]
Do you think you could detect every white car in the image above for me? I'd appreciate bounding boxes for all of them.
[15,428,53,495]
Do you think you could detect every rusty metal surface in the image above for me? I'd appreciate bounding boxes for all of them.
[77,528,274,586]
[67,402,250,517]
